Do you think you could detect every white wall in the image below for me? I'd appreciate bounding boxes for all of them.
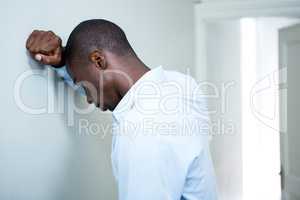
[205,20,243,200]
[0,1,194,199]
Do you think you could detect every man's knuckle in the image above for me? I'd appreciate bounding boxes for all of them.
[53,36,59,41]
[48,30,55,35]
[28,45,35,51]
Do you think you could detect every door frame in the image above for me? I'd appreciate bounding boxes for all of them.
[194,0,300,80]
[279,24,300,200]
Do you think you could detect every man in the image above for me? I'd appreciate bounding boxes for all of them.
[26,19,217,200]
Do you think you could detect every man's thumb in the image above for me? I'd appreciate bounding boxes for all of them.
[35,54,53,64]
[34,54,42,61]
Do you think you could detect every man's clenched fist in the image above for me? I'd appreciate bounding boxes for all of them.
[26,30,65,67]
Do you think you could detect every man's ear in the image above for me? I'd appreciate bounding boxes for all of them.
[89,49,106,70]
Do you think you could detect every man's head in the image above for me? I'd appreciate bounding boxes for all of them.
[65,19,138,111]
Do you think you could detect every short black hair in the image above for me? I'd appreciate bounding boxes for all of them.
[65,19,135,64]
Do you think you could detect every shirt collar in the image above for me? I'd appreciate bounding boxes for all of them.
[112,66,165,123]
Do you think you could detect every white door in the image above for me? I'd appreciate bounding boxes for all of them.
[279,24,300,200]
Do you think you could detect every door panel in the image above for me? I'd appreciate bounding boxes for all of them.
[279,24,300,200]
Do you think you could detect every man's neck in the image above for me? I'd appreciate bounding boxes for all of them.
[118,61,150,98]
[106,52,150,99]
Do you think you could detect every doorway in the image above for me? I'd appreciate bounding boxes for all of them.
[241,17,299,200]
[202,17,299,200]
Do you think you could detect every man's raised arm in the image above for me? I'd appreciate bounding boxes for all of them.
[25,30,85,95]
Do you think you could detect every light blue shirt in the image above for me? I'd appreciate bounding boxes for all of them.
[53,66,86,96]
[54,66,217,200]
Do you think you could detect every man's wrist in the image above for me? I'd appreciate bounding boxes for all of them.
[51,47,66,68]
